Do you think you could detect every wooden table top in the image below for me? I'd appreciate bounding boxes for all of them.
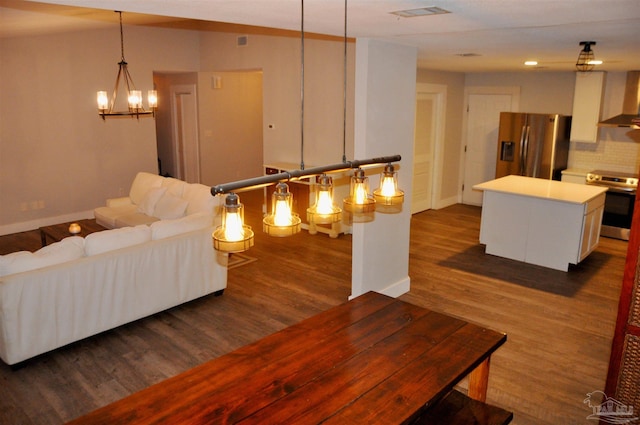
[39,219,106,245]
[67,291,506,425]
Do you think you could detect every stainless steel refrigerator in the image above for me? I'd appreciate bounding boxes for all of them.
[495,112,571,180]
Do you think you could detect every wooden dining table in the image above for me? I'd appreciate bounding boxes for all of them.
[67,291,507,424]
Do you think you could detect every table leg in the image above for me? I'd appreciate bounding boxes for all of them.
[467,357,491,402]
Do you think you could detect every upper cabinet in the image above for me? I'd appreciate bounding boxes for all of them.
[570,71,606,143]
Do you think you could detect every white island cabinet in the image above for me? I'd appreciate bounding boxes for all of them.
[473,175,607,271]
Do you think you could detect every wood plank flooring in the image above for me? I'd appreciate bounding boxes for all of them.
[0,189,627,424]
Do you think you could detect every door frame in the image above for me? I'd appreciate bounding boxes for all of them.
[170,84,200,183]
[458,86,520,203]
[414,83,447,211]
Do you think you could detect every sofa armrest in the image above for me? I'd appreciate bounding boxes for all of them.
[106,197,133,208]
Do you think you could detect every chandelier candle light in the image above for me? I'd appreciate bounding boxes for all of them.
[97,11,157,119]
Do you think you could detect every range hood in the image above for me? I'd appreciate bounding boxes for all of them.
[599,71,640,128]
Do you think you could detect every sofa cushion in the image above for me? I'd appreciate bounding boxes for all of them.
[84,225,151,256]
[136,187,167,216]
[151,212,213,240]
[183,183,216,215]
[129,172,164,206]
[94,204,138,229]
[154,192,189,220]
[114,213,160,228]
[0,236,85,276]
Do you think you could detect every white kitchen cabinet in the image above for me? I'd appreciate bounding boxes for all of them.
[473,175,607,271]
[560,168,589,184]
[570,71,605,143]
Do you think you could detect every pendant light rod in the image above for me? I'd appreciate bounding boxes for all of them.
[342,0,348,163]
[211,154,401,195]
[300,0,305,170]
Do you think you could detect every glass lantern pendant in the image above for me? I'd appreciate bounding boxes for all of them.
[213,193,254,253]
[373,163,404,213]
[263,182,301,237]
[307,174,342,237]
[343,168,375,224]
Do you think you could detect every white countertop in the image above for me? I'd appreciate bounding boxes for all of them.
[473,175,608,204]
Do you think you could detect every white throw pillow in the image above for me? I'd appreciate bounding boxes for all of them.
[84,225,151,256]
[129,172,164,205]
[136,187,167,216]
[151,212,212,240]
[183,183,216,215]
[161,178,187,198]
[0,236,85,276]
[154,192,188,220]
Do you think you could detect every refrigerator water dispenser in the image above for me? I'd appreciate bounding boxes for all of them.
[500,141,514,162]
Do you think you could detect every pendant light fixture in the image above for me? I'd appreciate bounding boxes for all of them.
[373,163,404,213]
[343,168,376,223]
[307,174,342,237]
[213,193,255,253]
[97,11,157,119]
[575,41,599,72]
[263,182,302,236]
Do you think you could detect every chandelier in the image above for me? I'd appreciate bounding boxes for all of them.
[97,11,157,119]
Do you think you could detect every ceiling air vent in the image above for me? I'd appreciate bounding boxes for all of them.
[390,7,450,18]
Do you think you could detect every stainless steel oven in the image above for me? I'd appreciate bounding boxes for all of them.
[586,170,638,240]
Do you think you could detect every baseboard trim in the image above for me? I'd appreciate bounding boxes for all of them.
[0,210,95,236]
[349,275,411,300]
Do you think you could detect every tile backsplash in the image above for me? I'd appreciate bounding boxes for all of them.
[568,127,640,173]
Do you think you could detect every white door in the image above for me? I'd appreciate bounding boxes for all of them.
[412,84,446,214]
[170,84,200,183]
[412,92,436,213]
[462,90,518,205]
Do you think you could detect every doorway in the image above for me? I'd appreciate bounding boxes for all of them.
[412,83,446,214]
[170,84,200,183]
[461,87,520,205]
[154,71,264,186]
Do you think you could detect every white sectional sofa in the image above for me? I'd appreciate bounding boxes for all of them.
[0,173,227,365]
[94,171,216,229]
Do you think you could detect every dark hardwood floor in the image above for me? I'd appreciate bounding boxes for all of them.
[0,189,626,424]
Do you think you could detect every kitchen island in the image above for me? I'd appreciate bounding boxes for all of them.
[473,175,608,271]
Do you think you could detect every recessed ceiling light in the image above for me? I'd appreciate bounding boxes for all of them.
[524,61,538,66]
[390,7,451,18]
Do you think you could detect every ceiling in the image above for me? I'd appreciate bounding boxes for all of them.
[2,0,640,72]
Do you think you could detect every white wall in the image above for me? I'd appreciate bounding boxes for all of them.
[197,31,355,169]
[351,39,416,298]
[0,26,200,234]
[198,71,264,186]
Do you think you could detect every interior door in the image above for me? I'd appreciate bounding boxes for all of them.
[170,84,200,183]
[412,92,436,214]
[462,93,515,205]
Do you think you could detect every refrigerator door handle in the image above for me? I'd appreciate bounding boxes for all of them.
[519,125,527,174]
[522,126,531,175]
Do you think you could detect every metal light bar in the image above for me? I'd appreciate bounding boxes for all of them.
[210,155,401,195]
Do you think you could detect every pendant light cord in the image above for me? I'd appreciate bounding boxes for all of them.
[299,0,305,170]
